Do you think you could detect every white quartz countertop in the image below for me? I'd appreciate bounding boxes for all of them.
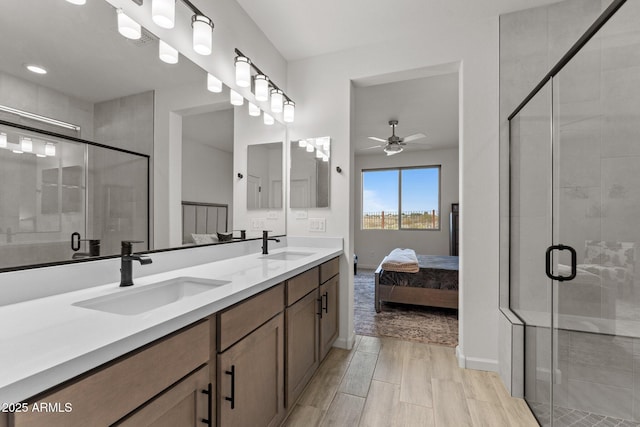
[0,245,342,404]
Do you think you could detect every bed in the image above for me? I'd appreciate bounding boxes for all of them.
[375,254,459,312]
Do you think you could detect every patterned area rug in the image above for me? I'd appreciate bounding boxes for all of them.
[354,269,458,347]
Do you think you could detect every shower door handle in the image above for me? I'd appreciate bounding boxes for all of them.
[545,244,576,281]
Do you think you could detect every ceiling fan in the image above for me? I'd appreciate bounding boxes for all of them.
[365,120,427,156]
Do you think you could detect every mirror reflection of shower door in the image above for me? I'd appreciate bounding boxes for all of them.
[510,80,553,426]
[247,174,261,209]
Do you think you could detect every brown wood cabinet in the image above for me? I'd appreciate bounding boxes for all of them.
[217,313,285,427]
[319,267,339,361]
[285,288,320,408]
[10,320,211,427]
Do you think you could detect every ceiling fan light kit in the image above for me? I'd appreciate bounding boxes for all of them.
[366,119,427,156]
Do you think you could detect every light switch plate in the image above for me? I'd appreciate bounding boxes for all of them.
[295,211,308,219]
[309,217,326,232]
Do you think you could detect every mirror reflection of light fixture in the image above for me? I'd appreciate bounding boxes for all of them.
[283,100,295,123]
[254,74,269,102]
[152,0,175,29]
[192,15,213,55]
[159,40,179,64]
[230,89,244,106]
[21,137,33,153]
[322,154,329,162]
[263,112,274,125]
[270,89,283,113]
[315,149,323,159]
[0,133,6,148]
[207,73,222,93]
[117,9,141,40]
[305,144,314,153]
[298,139,307,148]
[248,102,260,117]
[235,56,251,88]
[45,142,56,157]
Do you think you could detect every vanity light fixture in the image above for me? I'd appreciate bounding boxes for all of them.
[298,139,307,148]
[263,112,274,125]
[192,15,213,55]
[207,73,222,93]
[152,0,175,29]
[0,133,6,148]
[45,142,56,157]
[315,149,323,159]
[254,74,269,102]
[20,137,33,153]
[283,100,295,123]
[26,64,47,75]
[235,56,251,88]
[248,102,260,117]
[270,89,284,113]
[230,89,244,106]
[65,0,86,5]
[305,144,314,153]
[322,154,329,162]
[159,40,179,64]
[117,9,141,40]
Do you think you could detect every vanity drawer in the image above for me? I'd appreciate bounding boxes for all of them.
[218,283,284,352]
[11,320,210,427]
[320,257,340,284]
[286,267,319,306]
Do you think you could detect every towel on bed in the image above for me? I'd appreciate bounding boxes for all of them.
[381,248,420,273]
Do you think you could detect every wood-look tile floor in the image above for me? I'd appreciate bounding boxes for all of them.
[282,335,539,427]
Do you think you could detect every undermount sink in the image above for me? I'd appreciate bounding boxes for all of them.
[73,276,230,315]
[259,251,314,261]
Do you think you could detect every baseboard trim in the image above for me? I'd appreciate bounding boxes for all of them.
[456,346,498,372]
[334,332,357,350]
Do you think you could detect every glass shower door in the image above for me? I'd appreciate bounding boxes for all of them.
[510,80,553,426]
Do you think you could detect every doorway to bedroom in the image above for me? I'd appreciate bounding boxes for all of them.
[352,68,460,347]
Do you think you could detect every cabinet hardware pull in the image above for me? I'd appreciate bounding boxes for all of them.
[322,291,329,313]
[317,297,323,318]
[225,365,236,409]
[200,383,212,425]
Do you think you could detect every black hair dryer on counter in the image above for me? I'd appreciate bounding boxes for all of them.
[71,232,101,259]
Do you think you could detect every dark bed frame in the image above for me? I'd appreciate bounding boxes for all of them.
[374,263,459,312]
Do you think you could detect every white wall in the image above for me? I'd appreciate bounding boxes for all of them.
[354,148,459,269]
[287,16,500,368]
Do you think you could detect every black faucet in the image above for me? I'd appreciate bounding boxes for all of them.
[262,230,280,255]
[120,240,152,287]
[233,229,247,240]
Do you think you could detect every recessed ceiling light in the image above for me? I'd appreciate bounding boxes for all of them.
[26,65,47,75]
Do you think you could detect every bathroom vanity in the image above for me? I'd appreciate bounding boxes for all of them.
[0,241,342,427]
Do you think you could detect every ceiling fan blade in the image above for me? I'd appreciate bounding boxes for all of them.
[363,145,383,150]
[403,133,427,143]
[368,136,387,142]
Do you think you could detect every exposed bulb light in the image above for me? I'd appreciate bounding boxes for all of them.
[21,137,33,153]
[248,102,260,117]
[235,56,251,88]
[45,142,56,157]
[263,112,274,126]
[65,0,86,5]
[152,0,175,29]
[159,40,179,64]
[117,9,141,40]
[283,100,295,123]
[254,74,269,102]
[298,139,307,148]
[270,89,283,113]
[192,15,213,55]
[0,133,6,148]
[316,149,323,159]
[26,64,47,75]
[230,89,244,106]
[322,155,329,162]
[207,73,222,93]
[306,144,314,153]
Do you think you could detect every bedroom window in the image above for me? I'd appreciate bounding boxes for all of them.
[362,166,440,230]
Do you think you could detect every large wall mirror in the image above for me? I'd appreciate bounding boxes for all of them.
[0,0,286,270]
[247,143,283,210]
[290,137,331,208]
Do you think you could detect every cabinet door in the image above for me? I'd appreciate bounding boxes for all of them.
[218,313,284,427]
[286,290,320,407]
[319,274,339,360]
[115,365,211,427]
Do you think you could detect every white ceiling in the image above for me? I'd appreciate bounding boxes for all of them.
[235,0,563,61]
[183,108,235,153]
[353,72,458,156]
